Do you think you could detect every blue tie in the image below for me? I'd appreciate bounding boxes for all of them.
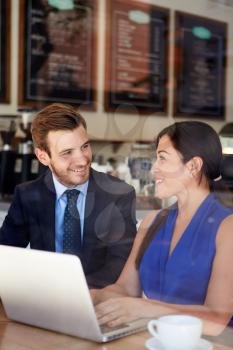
[63,189,82,255]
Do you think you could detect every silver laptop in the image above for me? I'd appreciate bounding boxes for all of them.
[0,245,149,342]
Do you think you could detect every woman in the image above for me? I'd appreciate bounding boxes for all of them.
[92,121,233,336]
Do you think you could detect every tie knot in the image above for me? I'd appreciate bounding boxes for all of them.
[65,189,80,201]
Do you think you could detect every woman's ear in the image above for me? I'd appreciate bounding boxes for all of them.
[187,157,203,177]
[35,148,50,166]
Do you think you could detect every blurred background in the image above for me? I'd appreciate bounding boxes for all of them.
[0,0,233,219]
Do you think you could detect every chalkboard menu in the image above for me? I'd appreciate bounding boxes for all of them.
[105,0,169,114]
[0,0,10,103]
[18,0,97,109]
[174,12,227,119]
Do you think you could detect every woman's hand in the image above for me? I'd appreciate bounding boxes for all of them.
[90,285,130,305]
[95,297,151,327]
[89,289,100,305]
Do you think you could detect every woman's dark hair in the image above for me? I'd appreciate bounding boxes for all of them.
[156,121,222,185]
[136,121,231,268]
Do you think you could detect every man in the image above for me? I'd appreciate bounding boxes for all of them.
[0,103,137,288]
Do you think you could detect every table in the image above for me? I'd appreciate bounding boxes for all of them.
[0,304,232,350]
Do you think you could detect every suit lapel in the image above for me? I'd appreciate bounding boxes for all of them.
[37,171,56,251]
[83,170,97,249]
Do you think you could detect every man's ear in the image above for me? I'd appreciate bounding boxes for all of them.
[35,148,50,166]
[187,156,203,177]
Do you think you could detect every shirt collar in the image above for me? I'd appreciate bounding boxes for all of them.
[52,173,89,200]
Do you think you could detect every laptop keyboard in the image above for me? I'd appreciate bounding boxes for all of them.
[100,323,130,334]
[100,321,148,341]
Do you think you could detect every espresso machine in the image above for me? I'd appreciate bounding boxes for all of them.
[13,112,46,187]
[0,120,17,197]
[0,113,46,198]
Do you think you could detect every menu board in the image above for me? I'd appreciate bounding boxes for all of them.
[0,0,10,103]
[174,12,227,119]
[18,0,97,109]
[105,0,169,114]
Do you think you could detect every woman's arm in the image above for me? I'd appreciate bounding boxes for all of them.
[91,211,158,304]
[200,213,233,333]
[95,214,233,336]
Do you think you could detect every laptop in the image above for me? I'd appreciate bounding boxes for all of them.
[0,245,149,342]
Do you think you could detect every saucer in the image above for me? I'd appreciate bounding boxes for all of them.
[145,337,213,350]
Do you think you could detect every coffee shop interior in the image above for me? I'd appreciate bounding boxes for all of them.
[0,0,233,349]
[0,0,233,219]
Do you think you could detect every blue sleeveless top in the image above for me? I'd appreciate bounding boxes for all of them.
[139,194,233,305]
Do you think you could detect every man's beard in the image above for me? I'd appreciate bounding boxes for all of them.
[48,162,90,187]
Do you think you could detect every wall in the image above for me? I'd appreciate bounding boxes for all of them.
[1,0,233,142]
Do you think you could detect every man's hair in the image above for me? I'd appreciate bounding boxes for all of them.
[31,103,87,155]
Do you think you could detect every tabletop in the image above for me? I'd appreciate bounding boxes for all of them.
[0,304,232,350]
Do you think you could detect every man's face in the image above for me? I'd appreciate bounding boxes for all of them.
[36,125,92,187]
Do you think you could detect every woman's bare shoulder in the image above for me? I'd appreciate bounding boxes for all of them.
[216,213,233,245]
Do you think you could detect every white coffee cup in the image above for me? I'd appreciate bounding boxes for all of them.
[148,315,203,350]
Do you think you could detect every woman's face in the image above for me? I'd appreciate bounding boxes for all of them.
[151,135,192,199]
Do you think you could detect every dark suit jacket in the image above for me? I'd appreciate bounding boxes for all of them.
[0,169,137,288]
